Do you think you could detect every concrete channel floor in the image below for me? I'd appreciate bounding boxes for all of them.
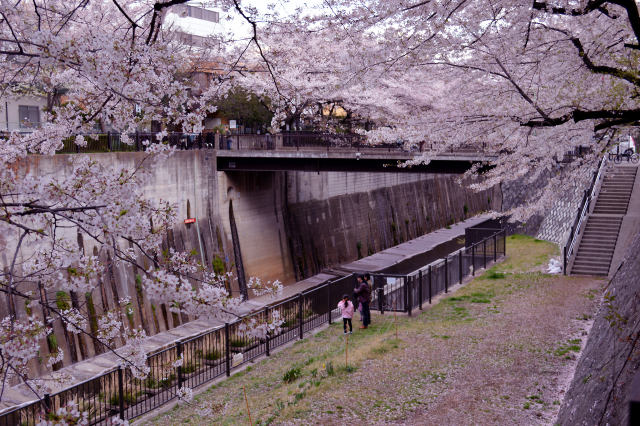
[1,214,491,412]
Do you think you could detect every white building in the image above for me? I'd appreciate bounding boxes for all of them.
[0,95,47,132]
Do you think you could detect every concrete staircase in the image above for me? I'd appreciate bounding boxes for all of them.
[571,166,637,276]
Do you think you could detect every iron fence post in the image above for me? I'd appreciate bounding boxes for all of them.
[327,282,332,325]
[428,265,432,304]
[444,258,449,293]
[563,245,567,275]
[176,341,184,388]
[377,287,384,314]
[107,131,111,151]
[118,366,125,420]
[418,270,423,310]
[503,230,506,255]
[406,276,412,316]
[265,307,270,356]
[298,293,304,340]
[459,250,463,284]
[472,244,475,276]
[44,393,52,415]
[225,323,231,377]
[483,239,487,269]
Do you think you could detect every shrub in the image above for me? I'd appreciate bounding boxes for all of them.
[282,367,302,383]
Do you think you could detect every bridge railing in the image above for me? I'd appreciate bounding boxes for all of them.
[0,130,494,156]
[0,229,506,425]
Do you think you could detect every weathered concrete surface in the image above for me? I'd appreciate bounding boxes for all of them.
[285,172,500,280]
[341,214,491,273]
[557,231,640,425]
[610,164,640,276]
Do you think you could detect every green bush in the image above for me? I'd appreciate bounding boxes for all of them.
[282,367,302,383]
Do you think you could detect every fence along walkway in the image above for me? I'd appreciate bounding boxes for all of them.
[0,230,506,425]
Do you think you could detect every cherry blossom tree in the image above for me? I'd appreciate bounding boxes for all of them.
[0,0,282,415]
[231,0,640,217]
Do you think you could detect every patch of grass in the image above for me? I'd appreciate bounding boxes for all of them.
[500,235,557,272]
[197,349,221,361]
[324,361,335,376]
[229,337,252,348]
[182,361,201,374]
[145,374,175,389]
[109,391,139,407]
[282,367,302,383]
[336,365,357,374]
[553,339,581,357]
[484,269,506,280]
[433,334,451,339]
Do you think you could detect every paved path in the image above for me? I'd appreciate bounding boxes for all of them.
[0,214,491,412]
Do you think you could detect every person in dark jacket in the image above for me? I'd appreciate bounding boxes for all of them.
[354,274,371,329]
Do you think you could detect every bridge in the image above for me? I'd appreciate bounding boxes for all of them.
[50,131,495,173]
[216,149,495,173]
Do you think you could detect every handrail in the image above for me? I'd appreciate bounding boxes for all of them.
[563,154,607,274]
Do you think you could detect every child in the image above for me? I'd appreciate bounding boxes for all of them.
[338,294,354,334]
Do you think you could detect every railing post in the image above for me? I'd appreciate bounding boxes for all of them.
[265,307,270,357]
[459,250,463,284]
[176,341,184,388]
[493,234,497,262]
[563,245,567,276]
[327,282,332,325]
[428,265,432,304]
[472,244,476,276]
[504,229,507,255]
[118,366,125,420]
[418,270,423,310]
[444,258,449,293]
[44,393,52,416]
[298,293,304,340]
[377,287,385,314]
[406,276,412,316]
[225,323,231,377]
[107,131,111,151]
[483,239,487,269]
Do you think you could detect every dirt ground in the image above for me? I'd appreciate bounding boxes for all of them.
[144,236,604,425]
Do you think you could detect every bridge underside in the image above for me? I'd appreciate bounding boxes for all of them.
[217,156,480,174]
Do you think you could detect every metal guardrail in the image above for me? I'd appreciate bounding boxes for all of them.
[563,154,607,274]
[0,130,496,156]
[0,229,506,425]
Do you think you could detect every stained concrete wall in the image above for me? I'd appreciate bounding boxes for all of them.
[2,151,230,377]
[557,232,640,425]
[284,171,502,279]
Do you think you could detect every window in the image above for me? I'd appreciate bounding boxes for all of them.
[18,105,40,128]
[188,6,203,19]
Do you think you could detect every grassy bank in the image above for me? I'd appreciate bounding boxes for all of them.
[145,235,603,425]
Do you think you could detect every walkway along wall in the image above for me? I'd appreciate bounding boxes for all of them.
[0,150,502,381]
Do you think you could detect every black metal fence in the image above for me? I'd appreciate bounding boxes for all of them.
[0,229,506,425]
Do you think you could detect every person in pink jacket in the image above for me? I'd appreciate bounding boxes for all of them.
[338,294,354,334]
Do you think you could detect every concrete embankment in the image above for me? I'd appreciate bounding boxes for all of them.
[0,149,500,386]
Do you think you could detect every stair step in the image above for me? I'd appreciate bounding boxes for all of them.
[573,258,613,265]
